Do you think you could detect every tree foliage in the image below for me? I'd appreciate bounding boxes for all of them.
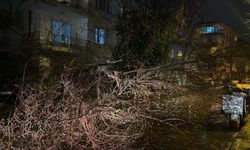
[113,0,181,70]
[113,0,202,71]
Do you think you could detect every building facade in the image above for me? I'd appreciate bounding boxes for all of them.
[198,22,239,54]
[1,0,119,63]
[169,22,241,85]
[197,22,250,84]
[0,0,120,81]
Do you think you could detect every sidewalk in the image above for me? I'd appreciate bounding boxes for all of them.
[229,115,250,150]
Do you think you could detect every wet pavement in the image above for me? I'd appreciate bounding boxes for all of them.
[143,98,240,150]
[143,123,238,150]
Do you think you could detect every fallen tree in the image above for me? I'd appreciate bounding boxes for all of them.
[0,64,211,149]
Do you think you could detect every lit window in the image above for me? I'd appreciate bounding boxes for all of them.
[95,28,105,45]
[52,21,62,45]
[52,21,71,46]
[210,47,217,54]
[234,36,238,42]
[63,24,71,46]
[207,27,214,33]
[177,51,183,58]
[200,26,215,34]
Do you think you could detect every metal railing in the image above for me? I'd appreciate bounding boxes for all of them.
[24,31,88,52]
[23,31,112,63]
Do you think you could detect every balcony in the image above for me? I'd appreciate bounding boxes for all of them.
[22,31,111,63]
[23,31,87,54]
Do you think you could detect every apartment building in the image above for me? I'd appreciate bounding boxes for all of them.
[168,22,241,85]
[197,22,248,83]
[0,0,120,81]
[1,0,119,62]
[198,22,239,54]
[21,0,88,53]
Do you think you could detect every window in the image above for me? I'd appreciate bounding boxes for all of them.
[95,28,105,45]
[207,27,214,33]
[210,47,217,54]
[234,36,238,42]
[200,26,215,34]
[96,0,111,13]
[52,21,71,46]
[52,21,62,45]
[63,24,70,46]
[177,51,183,58]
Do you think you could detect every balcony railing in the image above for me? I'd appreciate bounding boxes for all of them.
[23,31,111,63]
[23,31,88,53]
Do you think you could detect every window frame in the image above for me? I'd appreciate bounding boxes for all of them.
[51,20,71,46]
[95,27,106,45]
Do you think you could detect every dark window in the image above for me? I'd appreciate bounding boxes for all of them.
[96,0,111,13]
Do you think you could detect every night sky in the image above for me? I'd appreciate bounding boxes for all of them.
[202,0,250,35]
